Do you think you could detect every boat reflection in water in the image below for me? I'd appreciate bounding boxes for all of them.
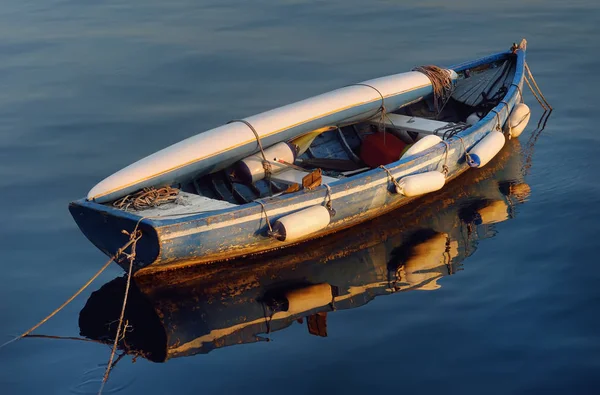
[79,138,531,363]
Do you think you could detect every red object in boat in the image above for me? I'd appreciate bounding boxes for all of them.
[360,132,408,168]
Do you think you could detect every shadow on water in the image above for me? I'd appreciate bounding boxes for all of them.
[78,137,531,364]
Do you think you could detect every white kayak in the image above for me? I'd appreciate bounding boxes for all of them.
[88,69,458,203]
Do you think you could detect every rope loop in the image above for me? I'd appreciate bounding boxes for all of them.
[229,119,273,184]
[457,136,472,165]
[379,165,402,193]
[441,140,450,177]
[510,82,523,104]
[323,184,335,216]
[489,109,502,131]
[255,200,274,234]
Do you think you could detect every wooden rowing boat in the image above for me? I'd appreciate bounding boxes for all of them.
[70,40,531,274]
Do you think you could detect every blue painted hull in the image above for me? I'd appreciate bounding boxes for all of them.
[69,47,526,274]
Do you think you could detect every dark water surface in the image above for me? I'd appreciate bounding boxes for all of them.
[1,1,599,394]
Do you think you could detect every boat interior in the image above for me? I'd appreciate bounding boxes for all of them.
[119,56,517,213]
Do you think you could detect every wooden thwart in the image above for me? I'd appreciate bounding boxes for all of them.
[366,114,454,136]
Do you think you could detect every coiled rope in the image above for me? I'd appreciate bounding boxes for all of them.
[113,186,179,211]
[412,65,455,117]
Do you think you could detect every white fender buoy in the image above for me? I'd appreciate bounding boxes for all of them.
[504,103,531,138]
[284,283,333,314]
[466,112,481,126]
[395,171,445,196]
[238,142,296,183]
[477,200,510,224]
[467,130,506,168]
[271,205,331,242]
[401,135,443,159]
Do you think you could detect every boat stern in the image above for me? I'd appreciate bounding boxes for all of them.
[69,199,161,272]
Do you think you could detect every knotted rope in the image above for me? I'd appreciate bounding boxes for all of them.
[379,165,402,193]
[113,186,179,211]
[412,65,454,117]
[98,225,142,395]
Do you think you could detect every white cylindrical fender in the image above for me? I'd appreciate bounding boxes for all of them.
[238,142,296,183]
[467,130,506,168]
[271,205,331,242]
[395,171,445,196]
[504,103,531,138]
[401,135,442,159]
[466,112,481,126]
[477,200,510,224]
[284,283,333,314]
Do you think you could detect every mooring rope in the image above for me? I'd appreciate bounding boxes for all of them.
[0,229,142,351]
[524,75,547,111]
[524,63,552,110]
[412,65,454,117]
[98,227,141,395]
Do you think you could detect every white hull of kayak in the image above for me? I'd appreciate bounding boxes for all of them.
[88,70,457,203]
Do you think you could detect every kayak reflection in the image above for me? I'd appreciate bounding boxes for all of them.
[79,139,530,363]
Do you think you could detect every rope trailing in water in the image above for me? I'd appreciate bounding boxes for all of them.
[524,62,552,110]
[523,76,547,111]
[113,186,179,211]
[98,227,141,395]
[0,227,143,351]
[412,65,454,117]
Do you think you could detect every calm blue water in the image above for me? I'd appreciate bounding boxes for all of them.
[1,0,600,394]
